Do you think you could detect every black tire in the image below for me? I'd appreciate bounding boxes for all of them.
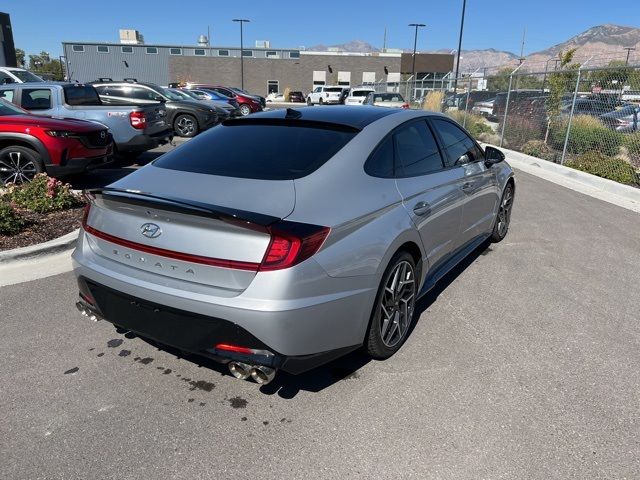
[365,251,417,359]
[490,183,514,243]
[0,145,44,186]
[319,98,324,105]
[239,104,252,116]
[173,114,199,137]
[306,97,312,106]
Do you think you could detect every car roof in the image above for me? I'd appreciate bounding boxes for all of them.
[246,106,402,129]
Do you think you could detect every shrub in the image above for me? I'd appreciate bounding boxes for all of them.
[521,140,556,161]
[549,115,623,156]
[565,151,640,186]
[7,174,81,213]
[422,91,444,112]
[446,110,493,139]
[0,200,25,235]
[623,132,640,157]
[502,115,545,149]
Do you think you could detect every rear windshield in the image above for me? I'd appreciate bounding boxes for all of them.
[64,85,102,105]
[11,70,44,83]
[352,90,373,97]
[154,120,358,180]
[374,93,404,102]
[326,87,343,93]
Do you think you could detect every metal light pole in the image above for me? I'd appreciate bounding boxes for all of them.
[623,47,636,66]
[453,0,467,94]
[408,23,426,101]
[233,19,250,90]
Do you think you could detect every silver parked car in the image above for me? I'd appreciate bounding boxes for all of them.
[73,106,515,384]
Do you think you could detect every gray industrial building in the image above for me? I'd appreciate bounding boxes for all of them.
[62,33,454,96]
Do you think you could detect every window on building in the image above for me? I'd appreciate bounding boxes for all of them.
[121,46,133,54]
[266,51,278,58]
[145,47,158,54]
[267,80,279,94]
[362,72,376,84]
[242,50,253,57]
[170,48,182,55]
[97,45,109,53]
[194,49,206,56]
[218,50,229,56]
[289,51,300,58]
[72,45,84,52]
[337,71,351,86]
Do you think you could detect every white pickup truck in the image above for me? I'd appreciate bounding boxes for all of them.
[306,86,344,105]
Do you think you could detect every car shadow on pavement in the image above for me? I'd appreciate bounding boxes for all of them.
[117,240,492,400]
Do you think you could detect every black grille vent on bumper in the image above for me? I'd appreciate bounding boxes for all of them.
[79,130,112,148]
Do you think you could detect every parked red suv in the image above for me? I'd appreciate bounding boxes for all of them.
[184,84,263,116]
[0,99,112,185]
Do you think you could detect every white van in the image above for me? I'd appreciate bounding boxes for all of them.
[345,87,375,105]
[0,67,45,85]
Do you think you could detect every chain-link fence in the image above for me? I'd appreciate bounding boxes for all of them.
[389,63,640,187]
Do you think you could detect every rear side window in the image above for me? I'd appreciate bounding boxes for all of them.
[21,88,52,110]
[365,137,394,177]
[155,122,357,180]
[431,119,483,167]
[0,89,15,102]
[64,85,101,105]
[393,121,443,176]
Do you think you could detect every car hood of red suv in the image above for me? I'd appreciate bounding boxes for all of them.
[0,114,106,132]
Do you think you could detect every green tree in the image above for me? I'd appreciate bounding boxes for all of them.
[487,68,512,91]
[15,48,25,67]
[586,60,640,91]
[28,51,63,81]
[546,49,580,118]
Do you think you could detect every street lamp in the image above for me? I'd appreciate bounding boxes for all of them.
[623,47,636,66]
[453,0,467,94]
[232,18,250,90]
[408,23,426,101]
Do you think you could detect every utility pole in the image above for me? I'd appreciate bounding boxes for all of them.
[624,47,636,65]
[383,27,387,53]
[519,27,527,64]
[232,19,250,90]
[453,0,466,94]
[409,23,426,101]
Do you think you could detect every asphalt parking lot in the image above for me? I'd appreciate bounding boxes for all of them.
[1,152,640,478]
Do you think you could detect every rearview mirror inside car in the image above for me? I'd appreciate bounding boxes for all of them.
[485,146,505,167]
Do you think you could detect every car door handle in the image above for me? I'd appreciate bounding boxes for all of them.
[462,181,476,193]
[413,201,432,216]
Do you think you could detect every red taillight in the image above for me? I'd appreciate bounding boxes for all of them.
[259,224,330,271]
[401,103,410,109]
[130,111,146,129]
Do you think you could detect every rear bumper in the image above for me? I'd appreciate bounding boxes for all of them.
[71,231,377,372]
[75,277,359,374]
[117,129,173,154]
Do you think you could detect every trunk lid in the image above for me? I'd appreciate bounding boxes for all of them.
[83,165,295,293]
[138,104,168,134]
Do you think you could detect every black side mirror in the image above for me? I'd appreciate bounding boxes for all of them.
[485,146,505,167]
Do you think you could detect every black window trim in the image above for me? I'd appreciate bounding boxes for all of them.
[97,45,109,54]
[364,117,449,179]
[426,116,486,167]
[121,46,134,54]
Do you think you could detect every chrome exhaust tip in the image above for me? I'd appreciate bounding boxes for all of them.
[228,361,252,380]
[250,366,276,385]
[76,301,100,321]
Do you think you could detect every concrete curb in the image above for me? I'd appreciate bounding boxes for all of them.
[483,144,640,214]
[0,229,79,264]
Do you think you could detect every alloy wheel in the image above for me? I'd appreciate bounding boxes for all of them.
[379,260,416,348]
[239,105,251,116]
[0,150,38,185]
[176,116,196,136]
[497,186,514,238]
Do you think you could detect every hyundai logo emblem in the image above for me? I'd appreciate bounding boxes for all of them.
[140,223,162,239]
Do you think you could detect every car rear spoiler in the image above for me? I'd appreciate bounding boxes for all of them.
[85,187,280,228]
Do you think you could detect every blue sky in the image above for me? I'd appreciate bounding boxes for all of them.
[7,0,639,59]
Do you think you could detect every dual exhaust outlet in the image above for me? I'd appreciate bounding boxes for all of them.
[228,361,276,385]
[76,301,101,322]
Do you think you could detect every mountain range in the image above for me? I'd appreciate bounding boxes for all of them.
[307,24,640,72]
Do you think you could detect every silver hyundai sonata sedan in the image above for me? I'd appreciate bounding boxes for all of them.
[73,106,514,384]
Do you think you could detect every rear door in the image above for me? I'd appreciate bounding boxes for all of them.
[430,117,499,248]
[391,119,465,270]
